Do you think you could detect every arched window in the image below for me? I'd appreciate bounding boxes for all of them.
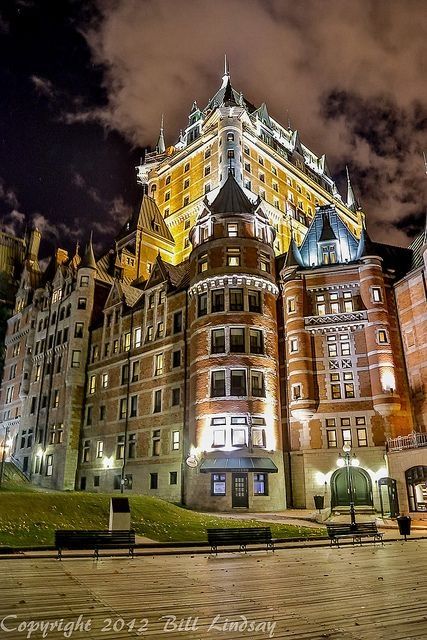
[227,132,234,141]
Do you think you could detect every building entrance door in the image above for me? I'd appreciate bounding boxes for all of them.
[331,467,373,508]
[406,466,427,512]
[232,473,249,508]
[378,477,399,518]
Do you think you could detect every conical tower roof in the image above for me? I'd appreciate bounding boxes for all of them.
[209,171,255,215]
[80,233,97,270]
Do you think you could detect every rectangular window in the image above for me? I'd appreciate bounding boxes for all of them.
[341,341,351,356]
[46,454,53,476]
[377,329,388,344]
[357,428,368,447]
[158,290,165,305]
[249,328,263,354]
[171,387,180,406]
[86,406,92,426]
[331,384,341,399]
[148,294,155,309]
[372,287,382,302]
[227,223,238,237]
[131,360,139,382]
[74,322,84,338]
[121,363,129,385]
[227,247,240,267]
[287,297,296,313]
[94,476,100,487]
[172,431,180,451]
[248,290,261,313]
[173,311,182,334]
[130,395,138,417]
[71,350,81,368]
[211,328,225,354]
[96,441,104,458]
[259,252,270,273]
[77,297,87,310]
[230,369,246,396]
[211,370,226,397]
[146,326,153,342]
[343,291,353,312]
[212,429,226,447]
[232,428,246,447]
[155,353,164,376]
[230,327,245,353]
[254,473,268,495]
[356,416,366,426]
[169,471,178,485]
[229,288,243,311]
[344,383,355,398]
[104,342,110,357]
[134,327,142,348]
[289,337,298,353]
[198,253,208,273]
[153,389,162,413]
[113,475,121,490]
[198,293,208,317]
[89,375,96,394]
[252,428,266,448]
[211,473,226,496]
[327,430,337,448]
[116,435,125,459]
[102,372,109,388]
[123,332,131,351]
[119,398,127,420]
[342,429,352,446]
[251,371,265,397]
[292,384,301,400]
[99,405,106,421]
[52,389,59,408]
[172,350,181,368]
[152,429,161,456]
[211,289,225,312]
[80,276,89,287]
[328,343,338,357]
[157,321,164,338]
[128,433,136,459]
[150,473,158,489]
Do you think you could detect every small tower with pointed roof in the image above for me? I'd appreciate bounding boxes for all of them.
[185,172,286,510]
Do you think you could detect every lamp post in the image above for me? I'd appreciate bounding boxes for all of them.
[337,443,359,529]
[0,425,10,488]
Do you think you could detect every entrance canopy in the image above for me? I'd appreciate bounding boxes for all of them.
[199,457,278,473]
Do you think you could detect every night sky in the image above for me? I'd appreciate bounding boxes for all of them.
[0,0,426,258]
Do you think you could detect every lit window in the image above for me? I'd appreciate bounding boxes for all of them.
[287,298,296,313]
[252,427,266,448]
[292,384,301,400]
[152,429,161,455]
[172,431,180,450]
[134,327,142,348]
[227,247,240,267]
[230,328,245,353]
[211,474,226,495]
[259,252,270,273]
[254,473,268,495]
[377,329,388,344]
[211,289,224,312]
[96,441,104,458]
[198,292,208,317]
[146,326,153,342]
[71,350,81,368]
[342,429,352,447]
[198,253,208,273]
[232,428,246,447]
[213,429,226,447]
[327,430,337,448]
[116,435,125,459]
[331,384,341,399]
[155,353,164,376]
[372,287,382,302]
[289,338,298,353]
[357,428,368,447]
[227,223,238,237]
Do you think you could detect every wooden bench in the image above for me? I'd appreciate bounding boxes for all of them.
[326,522,384,547]
[207,527,274,555]
[55,530,136,560]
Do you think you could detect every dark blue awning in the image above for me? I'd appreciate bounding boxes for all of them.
[199,457,278,473]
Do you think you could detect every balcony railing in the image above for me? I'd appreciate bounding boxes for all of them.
[387,432,427,452]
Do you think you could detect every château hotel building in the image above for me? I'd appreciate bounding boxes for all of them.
[1,65,426,515]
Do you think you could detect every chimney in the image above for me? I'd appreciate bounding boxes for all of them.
[27,228,41,260]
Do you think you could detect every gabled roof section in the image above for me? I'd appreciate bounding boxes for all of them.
[117,193,174,244]
[409,230,426,270]
[145,254,189,291]
[254,102,272,128]
[209,171,256,215]
[104,279,143,310]
[298,205,359,268]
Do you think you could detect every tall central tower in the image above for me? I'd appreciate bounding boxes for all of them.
[185,172,286,510]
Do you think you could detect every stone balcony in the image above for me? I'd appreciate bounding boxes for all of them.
[387,432,427,452]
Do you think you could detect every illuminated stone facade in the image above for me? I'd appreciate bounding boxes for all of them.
[0,69,425,514]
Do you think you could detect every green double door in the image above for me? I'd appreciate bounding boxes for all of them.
[331,467,373,508]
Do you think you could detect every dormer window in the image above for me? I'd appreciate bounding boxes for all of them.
[321,244,337,264]
[227,132,234,141]
[165,175,171,185]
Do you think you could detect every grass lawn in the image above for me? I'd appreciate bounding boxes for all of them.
[0,486,323,548]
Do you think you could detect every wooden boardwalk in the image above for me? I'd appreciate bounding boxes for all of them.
[1,541,426,639]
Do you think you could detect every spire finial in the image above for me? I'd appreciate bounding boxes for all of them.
[156,115,165,154]
[224,53,229,77]
[346,165,359,211]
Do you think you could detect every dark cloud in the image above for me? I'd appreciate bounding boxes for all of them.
[74,0,427,246]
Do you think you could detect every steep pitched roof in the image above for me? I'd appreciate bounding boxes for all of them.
[319,210,337,242]
[80,235,97,270]
[209,172,256,215]
[117,194,174,243]
[298,205,359,268]
[409,229,426,271]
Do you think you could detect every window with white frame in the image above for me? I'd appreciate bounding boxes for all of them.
[377,329,389,344]
[289,337,298,353]
[372,286,382,302]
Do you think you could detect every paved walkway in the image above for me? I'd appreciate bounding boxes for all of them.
[1,540,426,639]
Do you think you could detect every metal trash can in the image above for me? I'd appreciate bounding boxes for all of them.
[109,497,131,531]
[397,515,411,541]
[314,495,325,512]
